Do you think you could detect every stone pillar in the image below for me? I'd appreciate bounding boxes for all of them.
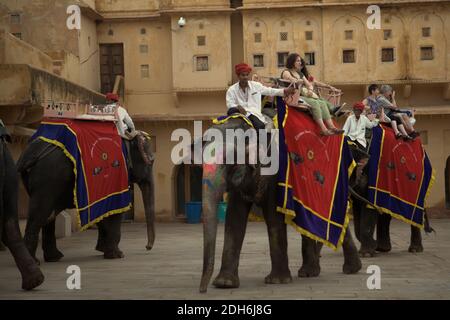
[55,211,72,239]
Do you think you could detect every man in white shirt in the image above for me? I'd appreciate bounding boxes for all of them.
[343,102,379,150]
[226,63,294,130]
[106,93,136,140]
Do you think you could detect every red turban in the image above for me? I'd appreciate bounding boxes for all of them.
[106,93,119,102]
[235,63,252,75]
[353,102,365,111]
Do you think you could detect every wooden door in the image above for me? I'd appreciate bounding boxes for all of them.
[100,44,124,95]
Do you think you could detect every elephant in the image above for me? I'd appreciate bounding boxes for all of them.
[16,131,155,263]
[199,113,361,293]
[0,126,44,290]
[347,142,433,257]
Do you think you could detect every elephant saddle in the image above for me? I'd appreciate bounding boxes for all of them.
[30,118,132,230]
[366,124,434,228]
[275,97,355,250]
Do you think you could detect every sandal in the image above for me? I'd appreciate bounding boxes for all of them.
[395,133,403,139]
[403,135,413,141]
[330,127,345,134]
[320,129,334,136]
[409,131,420,139]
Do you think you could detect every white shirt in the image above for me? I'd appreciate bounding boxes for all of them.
[342,114,379,148]
[226,81,285,123]
[115,105,135,138]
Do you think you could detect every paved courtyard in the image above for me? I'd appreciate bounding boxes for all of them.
[1,219,449,299]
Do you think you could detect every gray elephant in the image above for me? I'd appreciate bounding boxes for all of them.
[347,142,432,257]
[16,132,155,263]
[0,124,44,290]
[199,115,361,293]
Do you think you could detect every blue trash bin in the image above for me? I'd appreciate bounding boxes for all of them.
[185,201,202,224]
[217,202,227,223]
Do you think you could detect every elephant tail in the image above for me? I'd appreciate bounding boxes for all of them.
[424,210,435,234]
[349,186,383,215]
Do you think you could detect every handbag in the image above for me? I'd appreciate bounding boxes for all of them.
[283,82,300,107]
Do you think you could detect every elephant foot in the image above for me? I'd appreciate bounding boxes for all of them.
[32,256,41,266]
[343,256,362,274]
[264,270,292,285]
[298,264,321,278]
[22,267,45,291]
[359,250,376,258]
[44,249,64,262]
[359,244,377,258]
[95,242,105,253]
[408,244,424,253]
[376,241,392,253]
[213,272,240,289]
[103,248,124,259]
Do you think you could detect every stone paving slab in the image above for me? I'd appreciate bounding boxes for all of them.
[0,219,449,300]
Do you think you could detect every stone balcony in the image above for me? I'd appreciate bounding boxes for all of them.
[0,64,105,126]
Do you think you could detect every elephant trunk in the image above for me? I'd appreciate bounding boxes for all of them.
[139,177,155,251]
[199,165,225,293]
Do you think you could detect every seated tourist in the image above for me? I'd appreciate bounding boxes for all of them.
[343,102,379,151]
[226,63,295,130]
[363,84,384,119]
[281,53,344,136]
[378,85,419,140]
[299,57,345,115]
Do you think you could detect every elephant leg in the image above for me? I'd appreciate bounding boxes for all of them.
[262,190,292,285]
[376,214,392,252]
[24,196,54,263]
[298,236,321,278]
[408,225,423,253]
[2,217,45,290]
[101,213,124,259]
[1,149,44,290]
[351,198,362,242]
[342,227,362,274]
[213,192,252,289]
[359,208,378,257]
[42,218,64,262]
[95,221,107,253]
